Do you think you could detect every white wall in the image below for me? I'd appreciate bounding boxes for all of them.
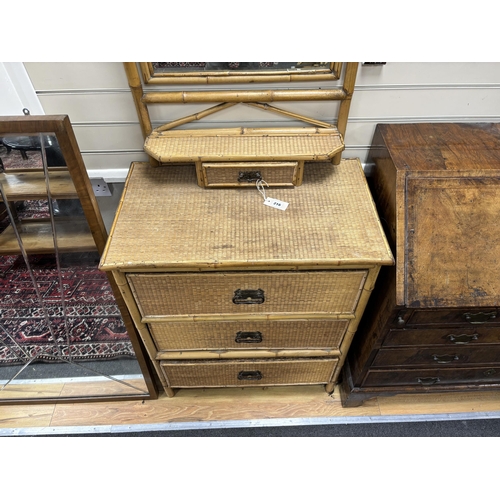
[23,62,500,182]
[0,63,44,116]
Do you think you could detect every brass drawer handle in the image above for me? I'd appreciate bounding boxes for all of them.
[237,370,263,381]
[417,377,440,386]
[238,171,262,183]
[447,333,478,344]
[396,315,406,327]
[464,311,497,324]
[233,289,265,305]
[235,331,263,343]
[484,369,497,377]
[432,354,459,364]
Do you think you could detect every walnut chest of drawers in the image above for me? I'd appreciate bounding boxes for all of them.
[100,160,393,397]
[341,122,500,407]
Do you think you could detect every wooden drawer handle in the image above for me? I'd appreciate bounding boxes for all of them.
[238,171,262,183]
[447,333,478,344]
[232,289,265,305]
[417,377,440,386]
[237,370,263,381]
[235,331,263,343]
[432,354,459,364]
[464,311,496,324]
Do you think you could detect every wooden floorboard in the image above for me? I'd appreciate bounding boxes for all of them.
[377,390,500,416]
[58,378,148,398]
[0,404,56,428]
[49,385,380,428]
[2,380,500,434]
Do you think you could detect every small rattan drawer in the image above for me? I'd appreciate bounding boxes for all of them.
[200,161,301,188]
[128,270,367,319]
[160,357,338,388]
[149,319,349,351]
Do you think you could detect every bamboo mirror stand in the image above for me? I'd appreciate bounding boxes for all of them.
[125,62,359,183]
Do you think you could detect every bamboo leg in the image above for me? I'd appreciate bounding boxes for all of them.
[332,153,341,165]
[295,161,305,186]
[333,62,359,166]
[123,63,153,138]
[111,270,169,395]
[123,62,159,167]
[331,266,382,383]
[195,161,206,187]
[336,62,358,139]
[165,387,176,398]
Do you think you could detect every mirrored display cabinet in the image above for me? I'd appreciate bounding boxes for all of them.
[0,115,158,403]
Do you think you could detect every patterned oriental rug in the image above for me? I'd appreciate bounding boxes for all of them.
[0,144,135,365]
[0,252,135,365]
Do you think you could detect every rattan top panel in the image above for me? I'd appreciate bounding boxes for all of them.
[100,159,393,270]
[144,128,344,163]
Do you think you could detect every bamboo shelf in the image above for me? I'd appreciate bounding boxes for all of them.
[144,127,345,164]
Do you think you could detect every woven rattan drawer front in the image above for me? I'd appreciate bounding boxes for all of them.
[128,271,367,319]
[150,319,349,351]
[160,357,338,388]
[201,161,300,187]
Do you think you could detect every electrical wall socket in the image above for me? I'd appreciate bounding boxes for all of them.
[90,178,112,197]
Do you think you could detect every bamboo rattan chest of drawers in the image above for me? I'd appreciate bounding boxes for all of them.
[100,159,393,397]
[341,123,500,407]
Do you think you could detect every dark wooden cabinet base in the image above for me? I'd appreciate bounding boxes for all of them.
[341,123,500,407]
[341,360,500,407]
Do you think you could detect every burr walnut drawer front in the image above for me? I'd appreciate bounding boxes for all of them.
[160,357,339,388]
[128,271,367,319]
[383,327,500,347]
[149,319,349,351]
[371,346,500,368]
[363,366,500,388]
[201,161,300,187]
